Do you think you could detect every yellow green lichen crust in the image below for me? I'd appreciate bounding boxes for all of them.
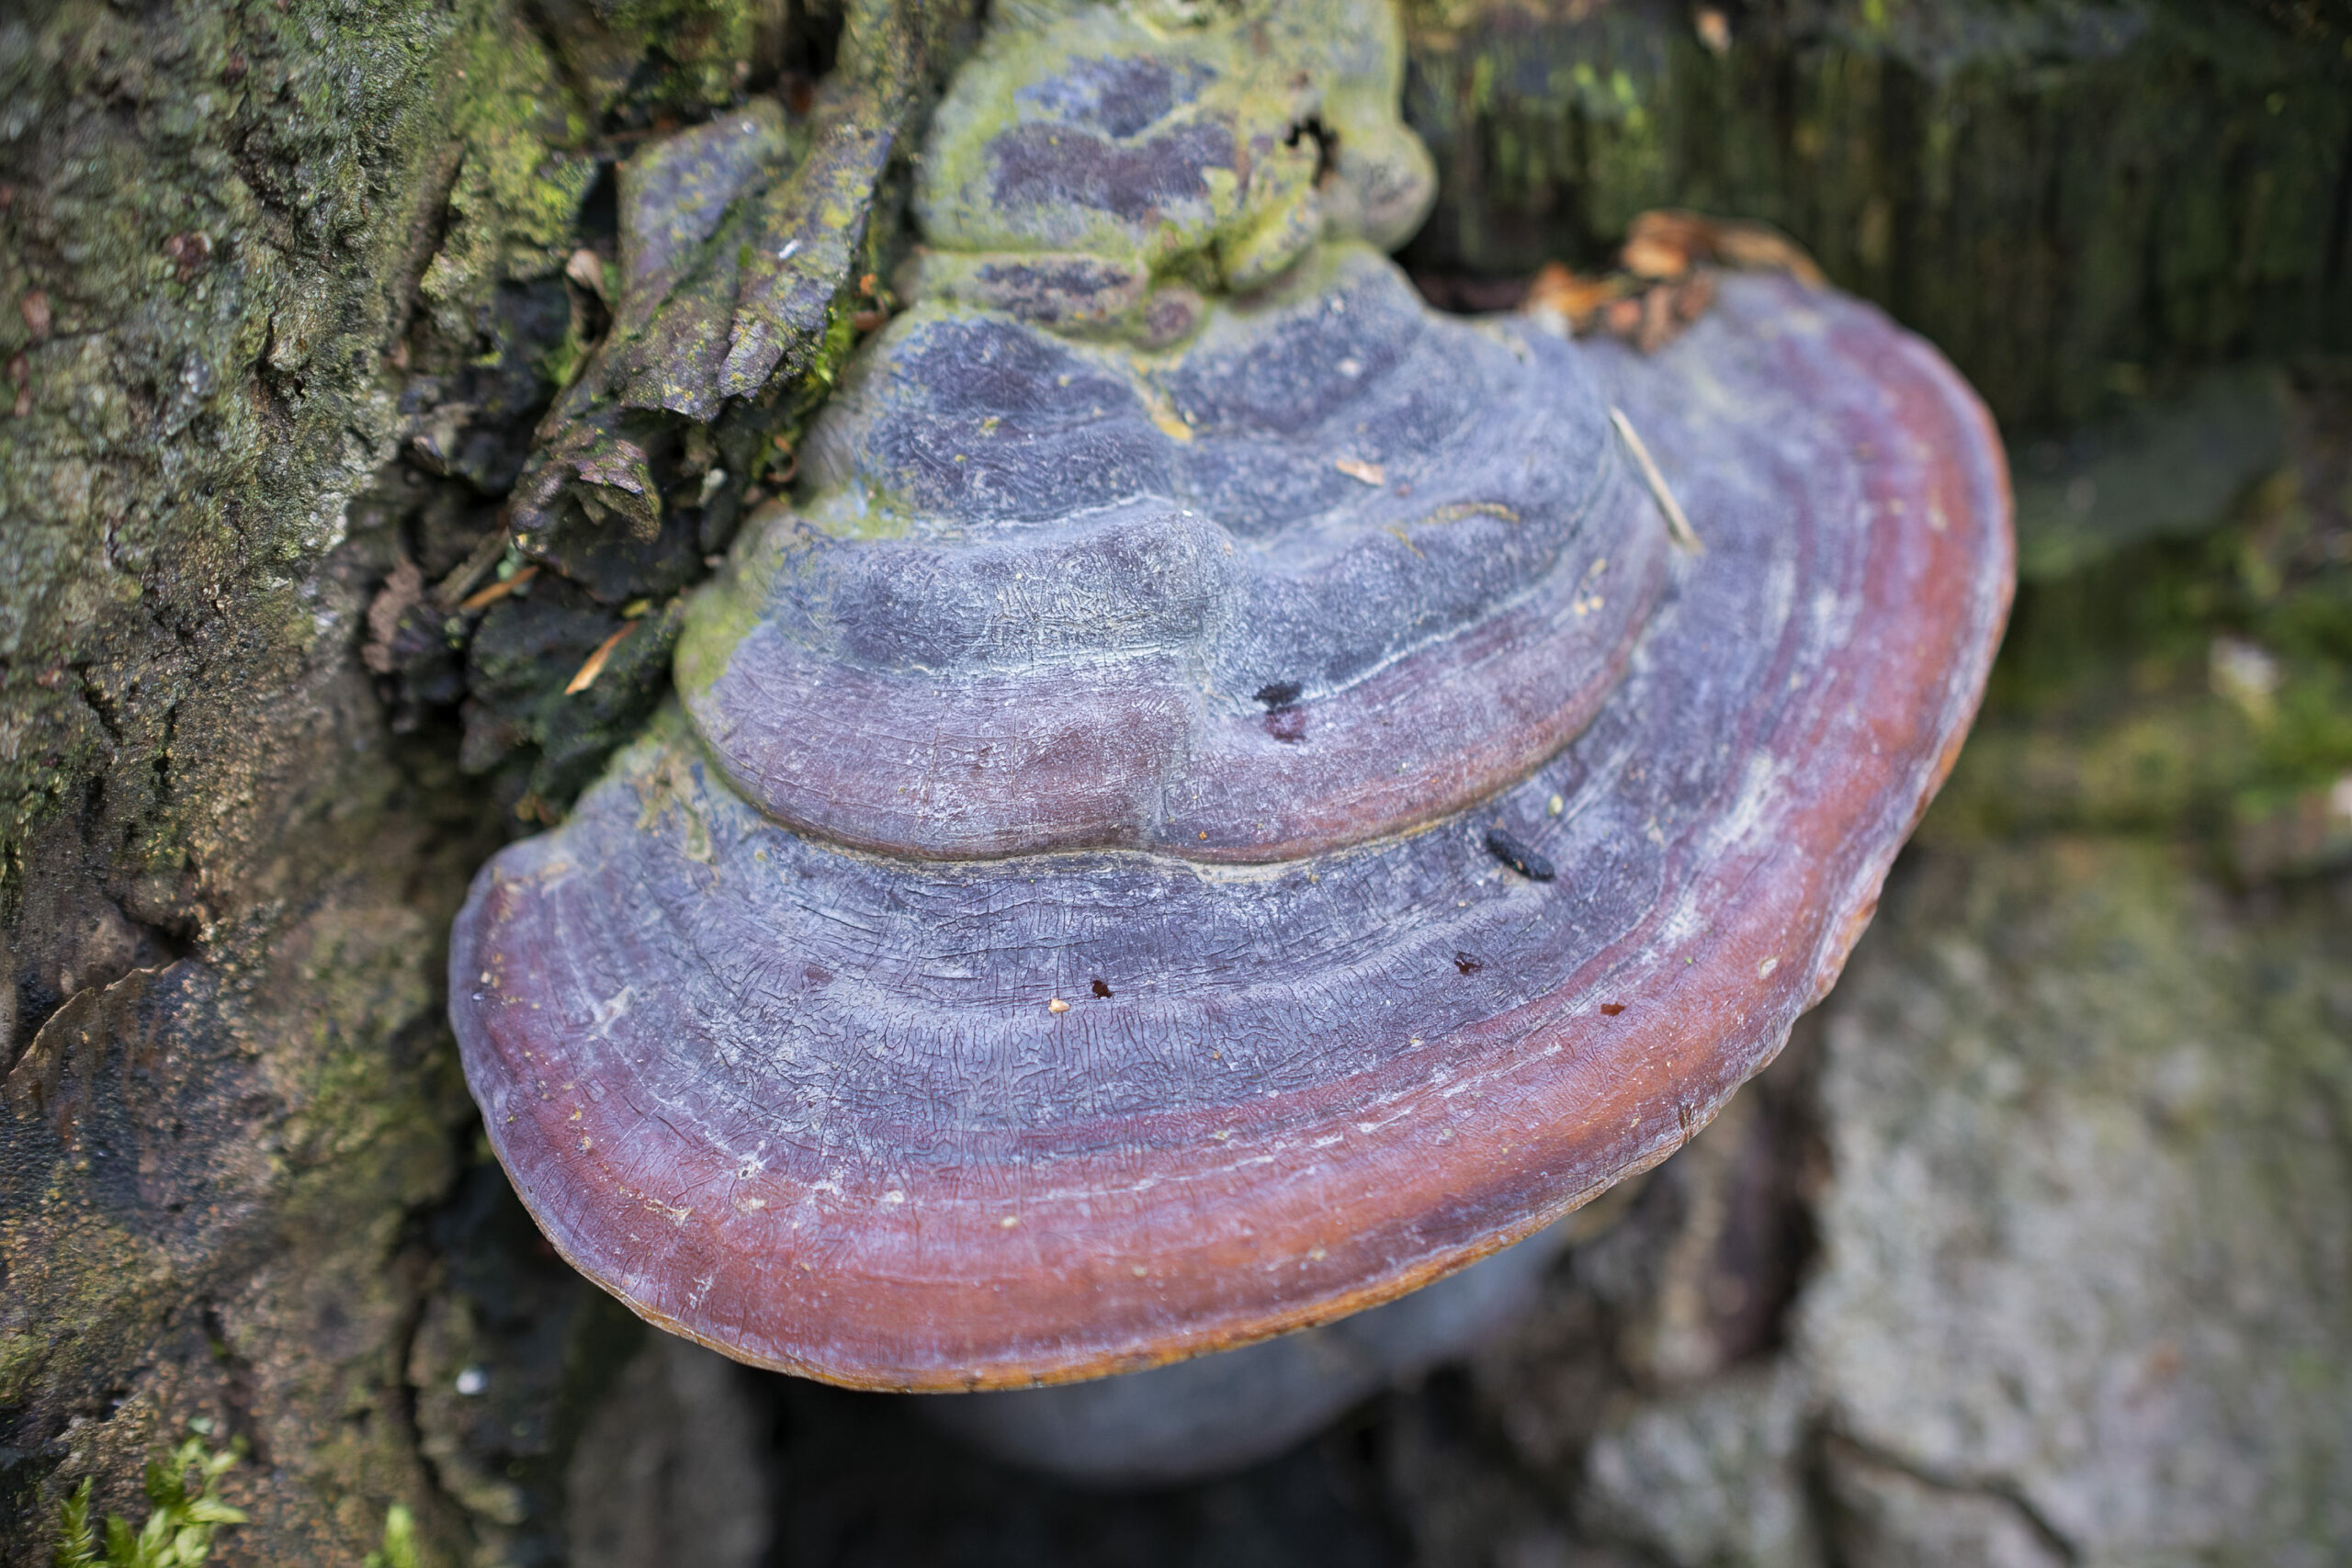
[912,0,1436,302]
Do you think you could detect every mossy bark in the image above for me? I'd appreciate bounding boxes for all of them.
[0,0,952,1560]
[2,0,498,1559]
[1400,0,2352,433]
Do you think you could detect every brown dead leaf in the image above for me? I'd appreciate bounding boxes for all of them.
[458,563,538,613]
[363,558,424,675]
[566,621,639,695]
[1629,209,1825,288]
[1624,210,1713,278]
[433,531,513,611]
[1672,270,1718,323]
[1706,220,1826,286]
[1522,261,1616,326]
[1622,233,1690,281]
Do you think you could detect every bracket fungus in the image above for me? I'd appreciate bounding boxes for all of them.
[452,0,2013,1392]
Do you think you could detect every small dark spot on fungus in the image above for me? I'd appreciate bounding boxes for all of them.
[1091,978,1113,998]
[1600,1002,1626,1016]
[1254,681,1309,741]
[1453,951,1484,976]
[1253,681,1303,710]
[1263,707,1308,743]
[1484,828,1555,881]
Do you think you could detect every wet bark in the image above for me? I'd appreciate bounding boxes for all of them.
[0,0,970,1560]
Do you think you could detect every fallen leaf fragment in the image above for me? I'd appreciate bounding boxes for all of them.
[1622,229,1692,281]
[1672,271,1717,323]
[1522,261,1618,328]
[1335,457,1385,486]
[1629,209,1823,288]
[1706,221,1826,287]
[363,558,425,675]
[458,564,538,613]
[566,620,638,694]
[435,533,514,611]
[1636,286,1678,354]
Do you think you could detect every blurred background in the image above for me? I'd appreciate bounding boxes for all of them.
[2,1,2346,1564]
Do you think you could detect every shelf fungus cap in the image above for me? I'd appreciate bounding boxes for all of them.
[451,0,2013,1391]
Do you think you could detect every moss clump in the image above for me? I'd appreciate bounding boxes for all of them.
[598,0,755,113]
[531,0,759,127]
[463,588,690,812]
[53,1430,246,1568]
[415,17,595,349]
[465,0,981,813]
[362,1505,420,1568]
[1925,375,2352,874]
[916,0,1434,294]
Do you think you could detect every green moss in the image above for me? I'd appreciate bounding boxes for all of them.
[416,14,596,350]
[1924,437,2352,870]
[1400,0,2352,431]
[915,0,1430,291]
[600,0,753,112]
[0,0,562,1555]
[532,0,755,124]
[54,1430,246,1568]
[363,1505,421,1568]
[673,521,786,699]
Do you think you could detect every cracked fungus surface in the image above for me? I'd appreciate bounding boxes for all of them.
[678,245,1668,862]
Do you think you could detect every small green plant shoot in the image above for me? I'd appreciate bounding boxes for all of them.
[363,1503,420,1568]
[52,1426,247,1568]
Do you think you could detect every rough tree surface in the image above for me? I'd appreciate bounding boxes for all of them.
[0,0,976,1560]
[1,0,2346,1564]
